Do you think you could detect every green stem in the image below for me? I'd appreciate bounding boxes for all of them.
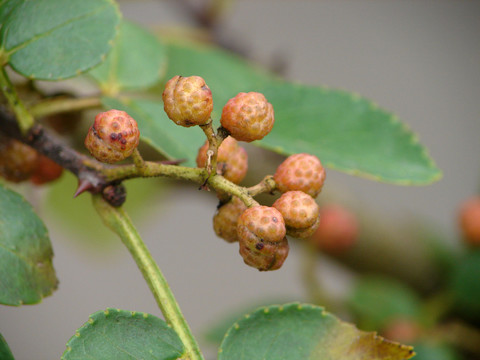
[200,121,220,176]
[103,162,206,183]
[247,175,276,197]
[0,67,34,133]
[209,175,259,207]
[102,161,259,207]
[29,96,102,118]
[131,148,147,175]
[92,195,204,360]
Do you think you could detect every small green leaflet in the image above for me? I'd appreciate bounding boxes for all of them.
[0,183,57,305]
[218,303,415,360]
[0,0,120,80]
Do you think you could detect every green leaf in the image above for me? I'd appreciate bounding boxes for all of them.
[89,20,167,94]
[0,184,57,305]
[257,81,441,185]
[62,308,185,360]
[0,0,120,80]
[218,303,415,360]
[162,40,441,185]
[347,275,422,331]
[102,96,205,166]
[0,333,15,360]
[450,249,480,319]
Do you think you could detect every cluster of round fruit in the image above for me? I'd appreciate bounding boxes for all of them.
[83,75,360,271]
[0,137,63,185]
[162,75,327,271]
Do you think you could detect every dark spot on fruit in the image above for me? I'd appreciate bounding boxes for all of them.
[272,217,278,223]
[110,133,118,140]
[256,243,264,250]
[117,133,122,139]
[120,138,127,145]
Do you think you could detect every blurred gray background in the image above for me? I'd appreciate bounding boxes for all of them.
[1,1,480,359]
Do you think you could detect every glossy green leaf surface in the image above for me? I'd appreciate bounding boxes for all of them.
[258,82,441,185]
[162,40,441,185]
[102,97,205,166]
[62,308,185,360]
[450,249,480,319]
[218,303,414,360]
[0,333,15,360]
[89,20,167,93]
[0,0,120,80]
[0,184,57,305]
[347,276,422,331]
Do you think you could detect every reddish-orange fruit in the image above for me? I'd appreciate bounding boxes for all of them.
[85,109,140,163]
[220,92,274,142]
[274,153,326,198]
[273,190,320,239]
[31,155,63,185]
[196,136,248,184]
[239,235,289,271]
[213,197,248,243]
[310,204,358,254]
[0,139,39,183]
[458,196,480,246]
[237,205,288,271]
[162,75,213,127]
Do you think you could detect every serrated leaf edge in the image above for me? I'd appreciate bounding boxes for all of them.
[257,82,442,185]
[61,308,186,360]
[218,302,415,359]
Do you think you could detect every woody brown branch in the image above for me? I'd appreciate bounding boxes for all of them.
[0,105,111,200]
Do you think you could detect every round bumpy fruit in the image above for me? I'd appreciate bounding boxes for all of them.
[162,75,213,127]
[309,204,358,254]
[220,92,274,142]
[237,205,288,271]
[213,197,248,243]
[274,153,326,198]
[273,191,320,239]
[239,235,289,271]
[84,109,140,164]
[196,136,248,184]
[0,139,39,183]
[30,155,63,185]
[458,196,480,246]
